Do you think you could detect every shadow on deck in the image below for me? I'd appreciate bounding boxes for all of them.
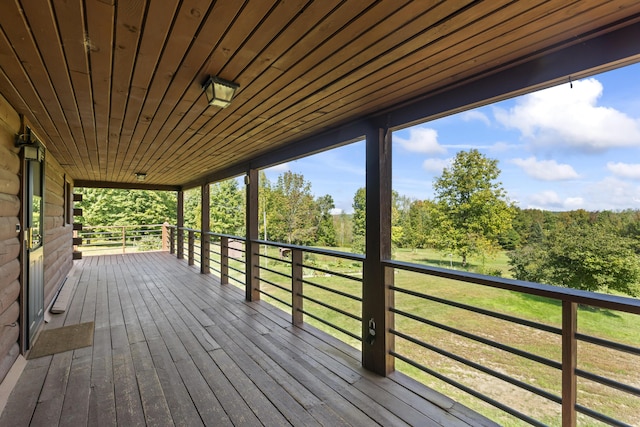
[0,252,495,426]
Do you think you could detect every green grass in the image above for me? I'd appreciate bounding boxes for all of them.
[217,244,639,426]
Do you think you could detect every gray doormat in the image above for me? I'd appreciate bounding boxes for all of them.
[27,322,94,359]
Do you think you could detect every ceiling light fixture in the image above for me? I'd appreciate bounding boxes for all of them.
[135,172,146,181]
[202,76,239,108]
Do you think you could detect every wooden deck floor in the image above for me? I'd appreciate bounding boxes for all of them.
[0,252,495,426]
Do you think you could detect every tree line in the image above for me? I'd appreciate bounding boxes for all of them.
[77,149,640,297]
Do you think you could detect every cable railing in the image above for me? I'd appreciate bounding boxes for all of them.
[164,224,640,426]
[77,224,166,255]
[254,240,364,347]
[385,259,640,426]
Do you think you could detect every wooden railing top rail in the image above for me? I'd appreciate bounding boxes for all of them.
[168,224,639,315]
[254,239,366,262]
[385,259,640,316]
[83,224,165,229]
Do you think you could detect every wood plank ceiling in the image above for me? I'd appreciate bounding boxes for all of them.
[1,1,640,188]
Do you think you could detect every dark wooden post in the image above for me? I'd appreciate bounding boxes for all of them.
[292,248,303,325]
[201,183,211,274]
[362,125,395,376]
[177,190,184,259]
[245,168,260,301]
[221,236,229,285]
[562,301,577,427]
[188,230,195,265]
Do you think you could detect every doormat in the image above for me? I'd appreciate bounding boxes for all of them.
[27,322,94,359]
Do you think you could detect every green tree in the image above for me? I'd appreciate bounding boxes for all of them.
[431,149,516,267]
[510,222,640,296]
[78,188,176,226]
[183,187,201,229]
[269,171,317,245]
[315,194,338,246]
[351,187,366,253]
[404,199,435,249]
[210,179,244,235]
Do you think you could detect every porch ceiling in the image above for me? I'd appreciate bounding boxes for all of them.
[1,1,640,188]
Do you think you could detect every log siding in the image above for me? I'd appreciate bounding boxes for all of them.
[0,93,74,381]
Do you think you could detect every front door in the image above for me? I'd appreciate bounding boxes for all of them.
[25,146,44,347]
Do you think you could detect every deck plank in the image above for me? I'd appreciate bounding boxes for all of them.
[0,252,494,427]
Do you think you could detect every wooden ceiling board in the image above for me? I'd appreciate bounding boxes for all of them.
[125,1,272,181]
[175,0,509,174]
[113,0,180,181]
[1,1,640,187]
[21,0,90,170]
[120,0,221,181]
[159,0,434,176]
[152,0,640,183]
[84,0,115,180]
[240,0,640,152]
[107,0,147,181]
[0,3,79,170]
[53,0,98,175]
[138,0,372,181]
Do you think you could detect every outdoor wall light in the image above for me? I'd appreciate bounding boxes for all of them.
[135,172,146,181]
[202,76,239,108]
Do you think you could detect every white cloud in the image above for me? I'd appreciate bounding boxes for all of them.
[422,158,451,174]
[511,157,579,181]
[494,78,640,152]
[527,190,584,210]
[489,141,515,152]
[583,177,640,210]
[266,162,290,173]
[606,162,640,180]
[462,110,491,126]
[395,127,447,154]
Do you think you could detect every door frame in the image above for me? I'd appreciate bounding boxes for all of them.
[18,126,46,353]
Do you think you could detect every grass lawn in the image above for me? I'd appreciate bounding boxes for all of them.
[220,244,639,426]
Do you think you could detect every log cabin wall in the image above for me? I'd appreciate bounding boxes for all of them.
[0,93,22,382]
[43,152,73,309]
[0,93,74,382]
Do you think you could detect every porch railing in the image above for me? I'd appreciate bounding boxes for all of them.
[165,225,640,426]
[78,224,166,254]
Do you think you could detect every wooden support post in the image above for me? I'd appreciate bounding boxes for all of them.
[245,169,260,301]
[221,236,229,285]
[177,190,184,259]
[188,230,195,265]
[169,227,175,254]
[562,301,578,427]
[201,183,211,274]
[162,223,169,251]
[362,126,395,376]
[292,248,303,326]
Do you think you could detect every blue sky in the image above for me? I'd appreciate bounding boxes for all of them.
[265,63,640,214]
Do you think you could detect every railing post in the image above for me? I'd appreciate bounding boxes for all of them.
[177,190,184,259]
[292,248,303,325]
[562,301,577,427]
[245,169,260,301]
[188,230,195,265]
[201,183,210,274]
[162,222,169,251]
[221,236,229,285]
[122,226,126,254]
[169,227,175,254]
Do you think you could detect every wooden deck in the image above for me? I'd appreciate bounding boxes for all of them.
[0,252,494,426]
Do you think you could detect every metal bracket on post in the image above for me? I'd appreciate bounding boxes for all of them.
[366,318,376,345]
